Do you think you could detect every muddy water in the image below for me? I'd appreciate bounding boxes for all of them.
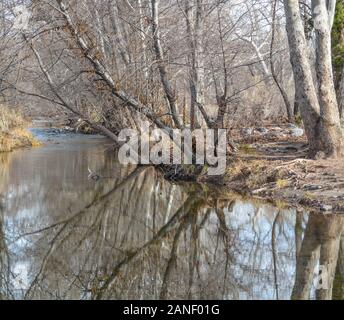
[0,129,343,300]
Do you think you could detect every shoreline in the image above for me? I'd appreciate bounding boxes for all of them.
[5,120,344,214]
[205,157,344,215]
[0,107,41,153]
[0,125,40,153]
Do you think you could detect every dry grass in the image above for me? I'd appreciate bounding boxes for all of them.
[0,106,40,152]
[226,159,247,177]
[225,157,291,192]
[239,144,257,155]
[0,106,26,131]
[276,179,290,189]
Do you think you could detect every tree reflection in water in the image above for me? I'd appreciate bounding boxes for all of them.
[0,136,343,300]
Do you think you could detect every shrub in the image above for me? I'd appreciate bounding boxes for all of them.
[0,106,26,132]
[0,106,40,152]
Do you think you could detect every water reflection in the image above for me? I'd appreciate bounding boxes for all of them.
[0,132,343,300]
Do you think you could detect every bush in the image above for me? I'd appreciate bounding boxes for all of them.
[0,106,26,132]
[0,106,40,152]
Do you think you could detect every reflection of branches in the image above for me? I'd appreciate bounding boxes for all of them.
[215,203,233,298]
[95,194,205,299]
[294,210,304,259]
[15,166,147,243]
[7,173,329,300]
[160,214,191,299]
[0,205,12,300]
[24,218,71,298]
[22,166,147,298]
[271,211,281,300]
[188,213,199,299]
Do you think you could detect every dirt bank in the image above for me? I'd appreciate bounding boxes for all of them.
[219,157,344,214]
[199,125,344,214]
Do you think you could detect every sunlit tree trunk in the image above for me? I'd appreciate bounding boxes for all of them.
[284,0,344,158]
[271,0,294,122]
[150,0,182,128]
[328,0,337,29]
[338,65,344,124]
[109,1,131,66]
[137,0,149,81]
[185,0,205,129]
[313,0,344,157]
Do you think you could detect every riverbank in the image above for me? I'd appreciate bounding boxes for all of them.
[6,115,344,214]
[198,127,344,214]
[0,106,40,152]
[220,157,344,214]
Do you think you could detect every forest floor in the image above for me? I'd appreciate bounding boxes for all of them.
[203,124,344,214]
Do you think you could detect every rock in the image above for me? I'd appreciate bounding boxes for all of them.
[266,132,287,140]
[242,128,254,135]
[255,127,269,135]
[285,146,299,152]
[290,127,304,137]
[304,184,322,191]
[315,151,326,160]
[270,127,284,131]
[321,205,333,212]
[64,126,73,132]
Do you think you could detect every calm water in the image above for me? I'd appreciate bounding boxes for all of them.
[0,129,343,300]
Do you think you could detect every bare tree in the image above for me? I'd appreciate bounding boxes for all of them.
[284,0,344,158]
[151,0,182,128]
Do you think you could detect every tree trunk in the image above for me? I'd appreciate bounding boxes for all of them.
[185,0,205,129]
[137,0,149,81]
[151,0,182,129]
[327,0,337,29]
[313,0,344,157]
[109,1,130,66]
[271,0,294,122]
[338,65,344,125]
[216,95,227,129]
[284,0,344,158]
